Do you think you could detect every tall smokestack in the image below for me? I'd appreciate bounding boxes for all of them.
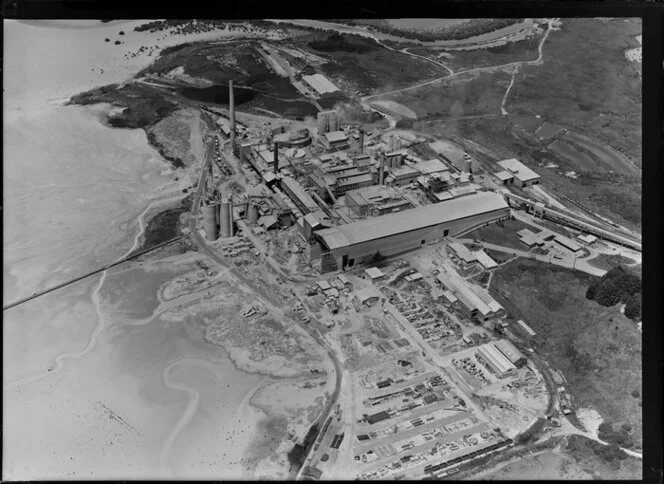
[229,80,236,153]
[379,157,385,185]
[359,128,364,155]
[273,141,279,174]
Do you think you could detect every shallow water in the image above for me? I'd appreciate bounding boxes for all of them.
[4,20,270,480]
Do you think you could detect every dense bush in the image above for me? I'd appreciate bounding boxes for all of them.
[624,292,641,320]
[309,33,377,53]
[585,266,641,319]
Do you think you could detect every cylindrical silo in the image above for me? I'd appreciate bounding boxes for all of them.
[247,202,259,225]
[219,195,234,238]
[202,203,218,241]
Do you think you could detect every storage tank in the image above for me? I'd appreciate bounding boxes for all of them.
[219,195,234,238]
[329,111,339,132]
[202,203,218,241]
[247,202,259,225]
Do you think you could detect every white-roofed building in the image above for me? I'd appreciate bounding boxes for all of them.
[554,234,582,253]
[476,343,516,378]
[322,130,349,150]
[494,339,527,367]
[497,158,541,187]
[365,267,385,280]
[303,74,339,95]
[313,192,510,272]
[447,241,477,266]
[493,170,514,184]
[517,319,537,337]
[355,287,381,305]
[413,159,449,176]
[475,250,498,269]
[436,269,502,321]
[577,233,598,245]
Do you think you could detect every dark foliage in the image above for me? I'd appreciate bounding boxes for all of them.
[585,266,641,319]
[309,33,377,53]
[624,292,641,321]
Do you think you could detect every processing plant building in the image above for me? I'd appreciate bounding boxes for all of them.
[313,192,510,272]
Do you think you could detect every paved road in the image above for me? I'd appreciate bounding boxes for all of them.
[187,117,343,481]
[457,238,606,277]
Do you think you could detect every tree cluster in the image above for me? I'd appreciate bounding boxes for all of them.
[308,33,377,53]
[598,421,635,449]
[585,266,641,321]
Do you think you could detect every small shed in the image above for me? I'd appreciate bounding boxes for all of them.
[317,280,332,291]
[365,267,385,280]
[355,287,380,306]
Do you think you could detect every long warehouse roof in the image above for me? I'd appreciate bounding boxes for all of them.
[317,192,508,250]
[477,344,516,375]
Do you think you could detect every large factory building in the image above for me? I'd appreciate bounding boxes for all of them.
[313,192,510,272]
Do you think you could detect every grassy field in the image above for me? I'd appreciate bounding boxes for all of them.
[510,18,641,166]
[293,32,444,94]
[411,32,542,71]
[489,259,641,451]
[465,218,533,250]
[586,253,638,271]
[411,18,641,231]
[381,70,510,119]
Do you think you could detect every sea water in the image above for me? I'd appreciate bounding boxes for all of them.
[3,20,265,479]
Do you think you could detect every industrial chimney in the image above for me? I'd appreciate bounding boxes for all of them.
[359,128,364,155]
[229,80,236,153]
[273,141,279,174]
[379,157,385,185]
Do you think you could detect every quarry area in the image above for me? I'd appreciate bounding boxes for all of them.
[63,17,643,481]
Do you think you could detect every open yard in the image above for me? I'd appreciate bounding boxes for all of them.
[489,259,642,452]
[465,218,533,250]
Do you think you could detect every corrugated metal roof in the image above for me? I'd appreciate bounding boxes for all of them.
[448,241,477,263]
[554,234,582,252]
[317,192,508,249]
[437,270,492,317]
[324,130,348,143]
[303,74,339,94]
[494,170,514,181]
[477,343,516,375]
[281,176,319,213]
[365,267,385,279]
[494,339,525,364]
[497,158,540,182]
[475,250,498,269]
[414,159,449,175]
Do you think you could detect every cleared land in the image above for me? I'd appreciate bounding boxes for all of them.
[381,70,511,119]
[509,18,641,167]
[489,259,642,452]
[465,218,534,250]
[586,253,637,272]
[410,31,542,71]
[297,33,443,94]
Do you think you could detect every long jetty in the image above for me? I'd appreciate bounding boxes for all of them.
[3,235,185,311]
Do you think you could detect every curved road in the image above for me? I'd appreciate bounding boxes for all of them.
[362,19,555,102]
[188,119,343,480]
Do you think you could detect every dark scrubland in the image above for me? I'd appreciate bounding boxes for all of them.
[490,259,641,452]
